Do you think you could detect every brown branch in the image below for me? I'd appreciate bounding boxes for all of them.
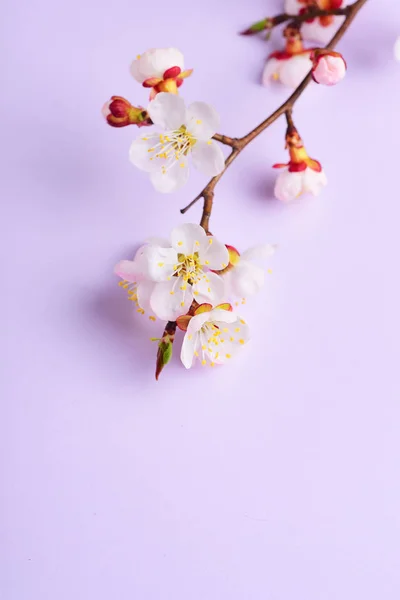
[181,0,368,232]
[240,7,351,36]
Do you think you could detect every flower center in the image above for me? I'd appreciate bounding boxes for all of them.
[174,252,203,284]
[145,127,197,174]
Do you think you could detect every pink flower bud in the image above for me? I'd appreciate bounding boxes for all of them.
[311,50,347,86]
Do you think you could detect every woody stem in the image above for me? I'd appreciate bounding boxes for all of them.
[180,0,368,232]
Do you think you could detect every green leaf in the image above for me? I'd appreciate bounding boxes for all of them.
[155,340,173,380]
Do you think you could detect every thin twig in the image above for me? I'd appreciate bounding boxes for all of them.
[180,0,368,231]
[240,6,351,36]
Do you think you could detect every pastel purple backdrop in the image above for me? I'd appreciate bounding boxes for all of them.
[2,0,400,598]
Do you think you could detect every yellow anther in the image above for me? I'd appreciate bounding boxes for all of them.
[194,351,199,357]
[272,72,279,80]
[180,302,185,307]
[207,287,211,293]
[149,316,156,321]
[221,263,227,268]
[234,327,240,333]
[201,359,207,366]
[207,140,212,145]
[178,241,183,246]
[170,291,175,295]
[147,148,155,152]
[137,308,145,314]
[188,334,192,340]
[180,285,187,291]
[267,268,273,274]
[195,241,200,246]
[208,238,213,245]
[136,54,141,59]
[202,345,207,350]
[194,291,199,296]
[158,262,164,267]
[215,352,219,359]
[240,319,246,325]
[180,163,185,168]
[239,339,245,344]
[210,362,215,367]
[241,298,246,304]
[230,336,234,342]
[220,338,225,343]
[223,328,228,333]
[196,119,202,124]
[205,260,209,265]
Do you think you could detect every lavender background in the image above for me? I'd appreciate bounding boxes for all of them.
[2,0,400,598]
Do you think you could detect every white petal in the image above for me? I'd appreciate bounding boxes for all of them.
[279,55,312,88]
[274,169,304,202]
[114,259,138,282]
[394,37,400,61]
[241,244,276,261]
[186,311,213,335]
[199,236,229,270]
[147,92,186,130]
[180,331,200,369]
[192,271,225,305]
[302,167,327,196]
[262,58,281,85]
[230,262,265,297]
[208,308,238,324]
[150,277,193,321]
[191,141,225,177]
[150,159,189,193]
[141,245,178,281]
[284,0,301,15]
[136,280,156,313]
[129,136,160,173]
[301,18,344,44]
[170,223,206,254]
[130,48,184,83]
[186,102,220,140]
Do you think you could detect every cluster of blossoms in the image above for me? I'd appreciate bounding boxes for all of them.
[243,1,348,89]
[102,1,366,377]
[115,223,274,374]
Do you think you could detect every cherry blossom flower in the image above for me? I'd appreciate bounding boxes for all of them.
[214,244,276,300]
[177,303,250,368]
[129,93,225,193]
[115,224,229,321]
[262,24,314,88]
[130,48,193,99]
[284,0,349,45]
[273,126,327,201]
[311,50,347,85]
[394,37,400,61]
[102,96,152,128]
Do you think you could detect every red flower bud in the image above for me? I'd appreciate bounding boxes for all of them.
[102,96,152,128]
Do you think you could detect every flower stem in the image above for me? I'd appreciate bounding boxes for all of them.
[181,0,369,232]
